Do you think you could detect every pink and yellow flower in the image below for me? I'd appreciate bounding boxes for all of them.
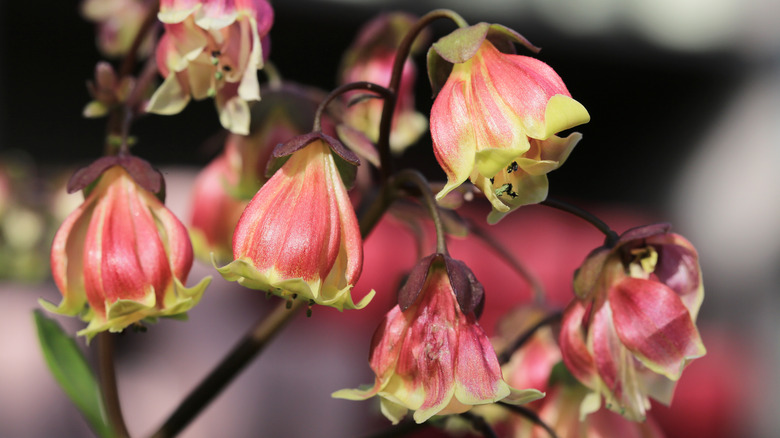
[333,254,543,424]
[428,23,589,223]
[147,0,273,135]
[41,163,210,341]
[559,223,706,421]
[81,0,154,57]
[338,13,427,156]
[216,136,373,310]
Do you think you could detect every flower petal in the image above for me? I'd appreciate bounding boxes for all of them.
[609,278,706,381]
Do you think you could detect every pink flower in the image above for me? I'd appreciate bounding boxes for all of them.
[81,0,154,57]
[338,13,427,156]
[216,135,374,310]
[559,224,706,421]
[188,145,247,264]
[428,23,589,223]
[333,254,543,424]
[41,162,210,341]
[147,0,274,135]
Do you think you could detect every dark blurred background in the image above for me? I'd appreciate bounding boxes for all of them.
[2,1,779,437]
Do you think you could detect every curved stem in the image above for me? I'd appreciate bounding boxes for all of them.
[497,311,562,366]
[312,81,393,132]
[148,299,305,438]
[376,9,468,184]
[541,198,619,247]
[459,411,498,438]
[394,169,447,255]
[98,332,130,438]
[497,402,559,438]
[468,221,546,304]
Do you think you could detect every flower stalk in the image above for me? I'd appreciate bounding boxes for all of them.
[541,198,619,247]
[149,299,305,438]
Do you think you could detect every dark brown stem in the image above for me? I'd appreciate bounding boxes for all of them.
[541,198,619,247]
[148,300,305,438]
[468,221,546,304]
[98,332,130,438]
[313,81,393,133]
[497,311,562,366]
[459,411,499,438]
[498,402,559,438]
[376,9,468,184]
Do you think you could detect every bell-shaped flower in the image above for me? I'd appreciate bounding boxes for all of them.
[338,13,428,156]
[216,134,374,310]
[333,254,543,424]
[41,159,210,341]
[559,223,706,421]
[428,23,590,223]
[147,0,274,135]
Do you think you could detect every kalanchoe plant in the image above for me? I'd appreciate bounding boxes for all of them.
[41,158,211,341]
[428,22,590,223]
[559,223,706,421]
[33,5,711,438]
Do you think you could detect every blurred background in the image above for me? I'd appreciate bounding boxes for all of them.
[1,0,778,437]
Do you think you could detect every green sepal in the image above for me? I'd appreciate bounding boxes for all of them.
[427,22,540,96]
[332,149,358,190]
[33,310,114,438]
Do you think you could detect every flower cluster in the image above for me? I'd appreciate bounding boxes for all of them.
[39,6,710,436]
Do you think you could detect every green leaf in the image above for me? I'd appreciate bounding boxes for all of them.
[33,310,114,438]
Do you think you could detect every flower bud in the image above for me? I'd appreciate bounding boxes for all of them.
[41,164,210,341]
[216,138,373,310]
[333,254,543,424]
[559,224,706,421]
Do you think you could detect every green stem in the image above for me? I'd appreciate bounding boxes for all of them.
[376,9,468,184]
[541,198,619,247]
[98,332,130,438]
[148,299,305,438]
[496,311,562,366]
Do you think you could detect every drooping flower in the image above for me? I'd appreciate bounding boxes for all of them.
[559,223,706,421]
[81,0,154,57]
[147,0,274,135]
[216,134,374,310]
[338,13,428,157]
[333,254,543,424]
[41,159,210,341]
[428,23,590,223]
